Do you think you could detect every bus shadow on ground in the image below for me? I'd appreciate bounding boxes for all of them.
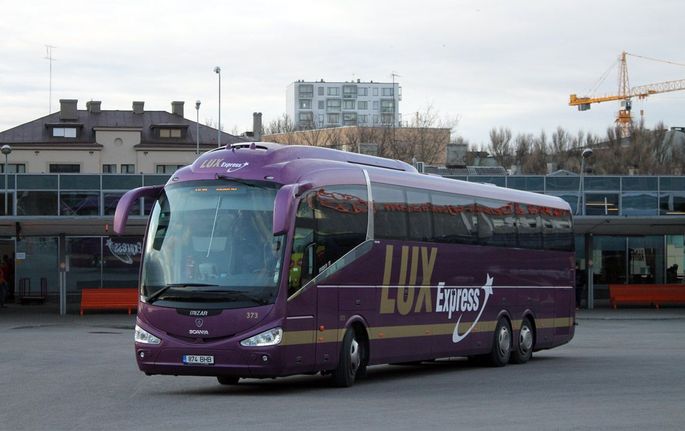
[162,356,564,396]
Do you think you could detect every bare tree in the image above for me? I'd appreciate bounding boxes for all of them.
[488,127,513,168]
[264,114,295,135]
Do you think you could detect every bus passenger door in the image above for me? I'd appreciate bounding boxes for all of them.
[316,281,339,371]
[283,245,317,373]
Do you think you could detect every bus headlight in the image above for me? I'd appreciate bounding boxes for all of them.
[240,327,283,347]
[135,325,161,345]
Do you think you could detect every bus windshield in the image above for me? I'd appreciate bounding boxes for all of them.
[141,179,283,308]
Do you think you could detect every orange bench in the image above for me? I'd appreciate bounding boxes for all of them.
[80,288,138,315]
[609,284,685,309]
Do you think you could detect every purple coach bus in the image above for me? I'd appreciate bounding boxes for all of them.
[114,142,575,387]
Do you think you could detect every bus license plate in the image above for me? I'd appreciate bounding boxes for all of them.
[183,355,214,365]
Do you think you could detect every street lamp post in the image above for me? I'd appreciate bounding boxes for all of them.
[214,66,221,148]
[577,147,594,310]
[576,148,593,216]
[1,145,12,216]
[195,100,201,155]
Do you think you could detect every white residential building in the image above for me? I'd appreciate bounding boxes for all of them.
[286,79,402,129]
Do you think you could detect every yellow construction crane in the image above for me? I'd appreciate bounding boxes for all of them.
[569,51,685,128]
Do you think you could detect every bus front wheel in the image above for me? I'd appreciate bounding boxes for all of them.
[488,318,512,367]
[217,376,239,385]
[332,328,363,387]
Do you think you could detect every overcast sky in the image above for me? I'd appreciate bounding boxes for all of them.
[1,0,684,147]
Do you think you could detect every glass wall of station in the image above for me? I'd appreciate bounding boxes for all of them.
[0,173,169,217]
[12,235,143,313]
[574,234,684,306]
[443,175,685,216]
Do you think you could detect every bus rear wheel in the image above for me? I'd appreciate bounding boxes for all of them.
[488,317,512,367]
[217,376,239,385]
[332,328,363,387]
[510,317,534,364]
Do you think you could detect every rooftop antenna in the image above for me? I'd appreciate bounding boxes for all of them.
[44,45,57,114]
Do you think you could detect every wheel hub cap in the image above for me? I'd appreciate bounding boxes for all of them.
[350,338,360,372]
[520,326,533,352]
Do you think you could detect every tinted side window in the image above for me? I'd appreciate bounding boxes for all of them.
[372,183,408,240]
[540,206,573,251]
[517,203,542,249]
[288,185,368,296]
[430,191,477,244]
[406,188,432,241]
[476,198,517,248]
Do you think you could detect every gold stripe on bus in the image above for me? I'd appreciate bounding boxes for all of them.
[281,317,574,346]
[281,330,316,346]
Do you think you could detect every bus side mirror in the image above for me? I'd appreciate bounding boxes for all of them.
[273,183,312,235]
[113,185,163,235]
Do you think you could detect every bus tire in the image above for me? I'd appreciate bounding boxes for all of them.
[332,328,362,387]
[217,376,239,385]
[488,317,512,367]
[510,317,534,364]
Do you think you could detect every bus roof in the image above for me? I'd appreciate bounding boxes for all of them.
[172,142,570,211]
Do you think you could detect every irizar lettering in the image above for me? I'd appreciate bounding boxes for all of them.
[189,310,208,316]
[435,282,481,319]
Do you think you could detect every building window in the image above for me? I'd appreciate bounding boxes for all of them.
[343,85,357,98]
[49,164,80,173]
[16,191,58,215]
[358,114,368,124]
[326,113,340,124]
[159,128,182,138]
[327,87,340,96]
[381,99,395,113]
[381,114,394,125]
[318,100,324,109]
[60,192,100,216]
[373,101,379,111]
[373,87,379,96]
[298,84,313,98]
[0,164,26,173]
[373,115,379,124]
[342,112,357,126]
[382,87,394,96]
[52,127,77,138]
[317,86,324,96]
[358,87,368,96]
[585,193,619,216]
[155,164,184,174]
[660,192,685,215]
[326,99,341,112]
[298,112,313,122]
[343,100,355,110]
[120,164,135,174]
[318,114,324,126]
[358,101,368,110]
[102,164,117,174]
[299,99,312,109]
[666,235,685,282]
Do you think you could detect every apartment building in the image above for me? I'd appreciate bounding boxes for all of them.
[286,79,402,129]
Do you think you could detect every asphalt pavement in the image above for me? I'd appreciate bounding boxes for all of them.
[1,307,684,430]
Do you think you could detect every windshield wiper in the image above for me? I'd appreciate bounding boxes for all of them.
[146,283,219,304]
[218,290,270,305]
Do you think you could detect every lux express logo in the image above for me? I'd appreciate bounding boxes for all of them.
[380,245,493,344]
[436,274,493,343]
[199,158,249,173]
[105,239,142,265]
